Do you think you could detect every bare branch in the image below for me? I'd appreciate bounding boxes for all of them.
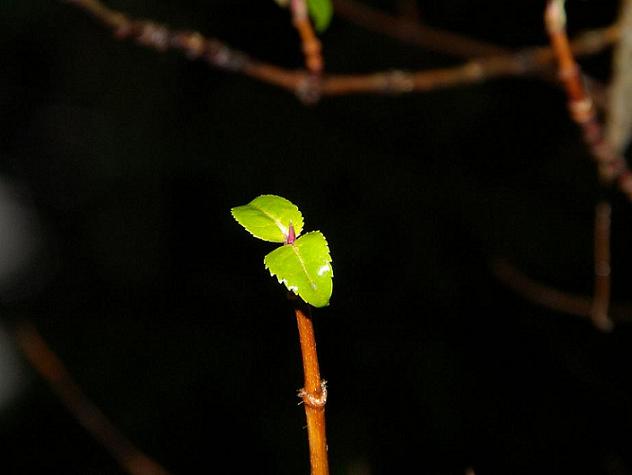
[606,0,632,154]
[545,0,632,200]
[491,259,632,325]
[13,321,173,475]
[332,0,615,110]
[62,0,620,102]
[332,0,508,58]
[592,201,613,331]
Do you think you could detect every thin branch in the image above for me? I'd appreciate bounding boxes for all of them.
[293,298,329,475]
[545,0,632,200]
[13,321,173,475]
[606,0,632,154]
[332,0,509,58]
[491,259,632,324]
[333,0,616,110]
[395,0,422,23]
[62,0,620,102]
[592,201,613,331]
[290,0,324,74]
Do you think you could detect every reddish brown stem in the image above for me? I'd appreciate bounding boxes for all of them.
[592,201,613,331]
[492,259,632,324]
[63,0,620,101]
[545,0,632,199]
[293,300,329,475]
[291,0,324,74]
[395,0,422,23]
[13,321,172,475]
[606,0,632,153]
[333,0,507,58]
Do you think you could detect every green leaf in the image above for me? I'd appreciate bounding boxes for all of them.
[307,0,333,32]
[264,231,333,307]
[231,195,304,243]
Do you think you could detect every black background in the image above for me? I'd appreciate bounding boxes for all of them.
[2,1,632,474]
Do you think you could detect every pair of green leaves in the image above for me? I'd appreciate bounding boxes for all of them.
[274,0,333,32]
[231,195,333,308]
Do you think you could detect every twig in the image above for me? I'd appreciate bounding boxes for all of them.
[332,0,508,58]
[545,0,632,200]
[293,299,329,475]
[290,0,324,74]
[606,0,632,154]
[491,259,632,324]
[592,201,613,331]
[395,0,422,23]
[13,321,172,475]
[62,0,620,102]
[333,0,614,110]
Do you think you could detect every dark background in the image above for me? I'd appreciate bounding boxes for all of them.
[1,0,632,473]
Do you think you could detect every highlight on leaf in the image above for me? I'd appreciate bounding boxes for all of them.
[265,231,333,307]
[231,194,304,243]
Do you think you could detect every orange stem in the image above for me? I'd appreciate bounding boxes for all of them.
[294,18,323,74]
[291,0,324,74]
[293,300,329,475]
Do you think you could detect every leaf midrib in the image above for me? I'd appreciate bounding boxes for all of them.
[291,242,317,290]
[250,202,288,239]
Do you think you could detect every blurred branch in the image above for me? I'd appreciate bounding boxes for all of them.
[545,0,632,200]
[491,259,632,324]
[332,0,509,58]
[13,321,173,475]
[290,0,324,73]
[63,0,620,102]
[332,0,613,110]
[592,201,613,331]
[606,0,632,154]
[395,0,422,23]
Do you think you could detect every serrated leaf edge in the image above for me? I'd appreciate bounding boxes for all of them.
[263,230,333,303]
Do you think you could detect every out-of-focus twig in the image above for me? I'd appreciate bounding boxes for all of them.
[545,0,632,200]
[606,0,632,154]
[63,0,620,102]
[290,0,324,74]
[332,0,507,58]
[13,321,172,475]
[592,201,613,331]
[395,0,421,23]
[332,0,611,109]
[492,259,632,324]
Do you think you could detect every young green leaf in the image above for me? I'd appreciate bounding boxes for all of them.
[231,195,304,243]
[264,231,333,307]
[307,0,333,32]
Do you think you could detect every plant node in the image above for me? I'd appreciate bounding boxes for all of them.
[298,380,328,407]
